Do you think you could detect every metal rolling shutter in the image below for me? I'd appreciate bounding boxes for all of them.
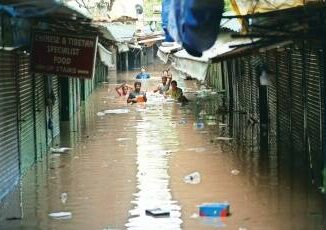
[265,51,278,150]
[305,47,323,185]
[290,48,305,151]
[68,78,75,119]
[80,79,85,101]
[76,78,81,111]
[85,79,90,100]
[227,60,235,112]
[18,52,35,174]
[320,45,326,176]
[0,51,20,200]
[34,74,47,159]
[233,58,241,112]
[250,56,261,121]
[277,48,292,146]
[235,58,249,145]
[241,57,251,114]
[52,76,60,138]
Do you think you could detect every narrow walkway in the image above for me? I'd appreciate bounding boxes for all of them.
[0,66,325,230]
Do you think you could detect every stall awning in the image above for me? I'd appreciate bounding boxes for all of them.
[172,36,259,81]
[100,23,136,43]
[157,48,169,64]
[98,43,114,68]
[117,43,129,53]
[137,36,165,46]
[173,51,210,81]
[157,43,182,64]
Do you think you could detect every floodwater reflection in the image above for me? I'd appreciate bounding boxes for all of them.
[0,66,325,230]
[126,103,182,230]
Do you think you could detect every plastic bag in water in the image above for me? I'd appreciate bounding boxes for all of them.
[184,172,201,184]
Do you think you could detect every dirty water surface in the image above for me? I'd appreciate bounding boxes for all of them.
[0,66,325,230]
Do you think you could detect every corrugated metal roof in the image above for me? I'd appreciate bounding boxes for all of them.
[102,23,136,42]
[174,37,260,63]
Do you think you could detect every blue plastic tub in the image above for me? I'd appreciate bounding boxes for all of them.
[199,202,230,217]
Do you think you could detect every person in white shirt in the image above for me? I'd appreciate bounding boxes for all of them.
[153,70,172,94]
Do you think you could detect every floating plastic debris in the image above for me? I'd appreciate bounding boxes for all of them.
[104,109,129,114]
[178,119,187,125]
[187,147,207,153]
[184,172,201,184]
[145,208,170,217]
[48,212,72,219]
[215,137,233,141]
[193,122,205,129]
[50,147,72,153]
[231,169,240,176]
[199,202,230,217]
[116,137,132,142]
[190,213,199,218]
[96,112,106,116]
[61,193,68,204]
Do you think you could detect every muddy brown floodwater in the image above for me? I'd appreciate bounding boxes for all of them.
[0,64,325,230]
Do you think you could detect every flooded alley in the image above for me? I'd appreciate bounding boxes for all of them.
[0,66,325,230]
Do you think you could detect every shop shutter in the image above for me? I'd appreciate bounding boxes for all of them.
[265,51,278,150]
[0,51,20,200]
[240,57,252,115]
[33,74,47,159]
[290,47,305,151]
[320,45,326,174]
[80,79,86,101]
[233,58,241,112]
[87,76,90,95]
[237,57,246,112]
[76,79,81,111]
[17,52,36,174]
[277,48,292,146]
[305,46,323,185]
[69,78,74,119]
[52,76,60,138]
[250,56,261,121]
[226,60,235,112]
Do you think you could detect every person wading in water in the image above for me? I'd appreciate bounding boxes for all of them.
[127,81,147,103]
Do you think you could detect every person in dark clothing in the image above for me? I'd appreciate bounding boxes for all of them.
[127,81,147,103]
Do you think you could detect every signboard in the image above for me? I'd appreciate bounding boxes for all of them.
[31,31,98,79]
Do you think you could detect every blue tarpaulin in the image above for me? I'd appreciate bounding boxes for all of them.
[162,0,224,57]
[161,0,174,42]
